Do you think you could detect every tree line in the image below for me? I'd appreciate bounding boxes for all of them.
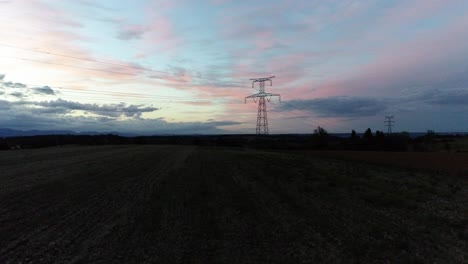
[0,128,464,152]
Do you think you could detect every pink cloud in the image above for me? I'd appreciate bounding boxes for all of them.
[311,13,468,98]
[127,1,187,57]
[211,0,231,4]
[380,0,454,26]
[0,1,164,84]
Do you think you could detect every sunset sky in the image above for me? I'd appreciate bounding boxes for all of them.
[0,0,467,134]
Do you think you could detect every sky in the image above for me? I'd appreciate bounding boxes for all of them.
[0,0,467,135]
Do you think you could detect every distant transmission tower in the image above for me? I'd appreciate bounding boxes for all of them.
[245,76,281,135]
[384,116,395,134]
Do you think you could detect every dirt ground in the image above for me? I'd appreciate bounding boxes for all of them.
[306,150,468,174]
[0,145,466,263]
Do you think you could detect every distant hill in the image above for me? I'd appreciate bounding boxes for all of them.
[0,128,76,137]
[0,128,137,138]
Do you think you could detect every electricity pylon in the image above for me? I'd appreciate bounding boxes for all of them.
[384,115,395,134]
[245,76,281,135]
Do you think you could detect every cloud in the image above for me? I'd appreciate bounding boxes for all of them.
[2,82,27,88]
[21,98,159,118]
[0,99,241,134]
[422,88,468,106]
[76,0,116,11]
[1,1,466,134]
[280,97,387,117]
[9,92,26,99]
[0,76,58,98]
[117,25,147,40]
[166,65,186,76]
[119,1,187,58]
[32,86,56,95]
[206,120,240,127]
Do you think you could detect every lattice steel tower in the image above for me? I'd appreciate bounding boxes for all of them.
[384,115,395,134]
[245,76,281,135]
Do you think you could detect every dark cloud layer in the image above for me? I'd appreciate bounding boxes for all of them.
[33,86,56,95]
[280,97,387,117]
[425,89,468,106]
[0,99,241,134]
[3,81,27,88]
[13,99,159,118]
[9,92,26,99]
[1,76,57,97]
[0,75,241,134]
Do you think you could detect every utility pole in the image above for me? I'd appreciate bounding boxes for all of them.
[245,76,280,135]
[384,116,395,134]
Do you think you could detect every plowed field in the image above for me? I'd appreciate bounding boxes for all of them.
[0,146,466,263]
[307,150,468,174]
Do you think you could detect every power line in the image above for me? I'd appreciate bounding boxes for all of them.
[1,80,242,104]
[61,90,238,103]
[0,43,248,87]
[54,86,243,103]
[0,43,180,76]
[3,56,161,78]
[4,56,251,90]
[3,90,241,105]
[55,93,240,104]
[0,21,245,85]
[56,87,197,100]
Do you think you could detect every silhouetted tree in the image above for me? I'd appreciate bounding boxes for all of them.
[375,130,385,149]
[351,130,358,140]
[312,126,329,149]
[375,130,385,141]
[363,128,373,140]
[427,130,435,136]
[314,126,328,137]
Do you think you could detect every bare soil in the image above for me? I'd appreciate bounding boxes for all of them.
[0,145,466,263]
[307,150,468,175]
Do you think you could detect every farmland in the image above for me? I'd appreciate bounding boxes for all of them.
[0,145,467,263]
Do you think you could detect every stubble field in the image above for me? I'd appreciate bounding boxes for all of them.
[0,145,466,263]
